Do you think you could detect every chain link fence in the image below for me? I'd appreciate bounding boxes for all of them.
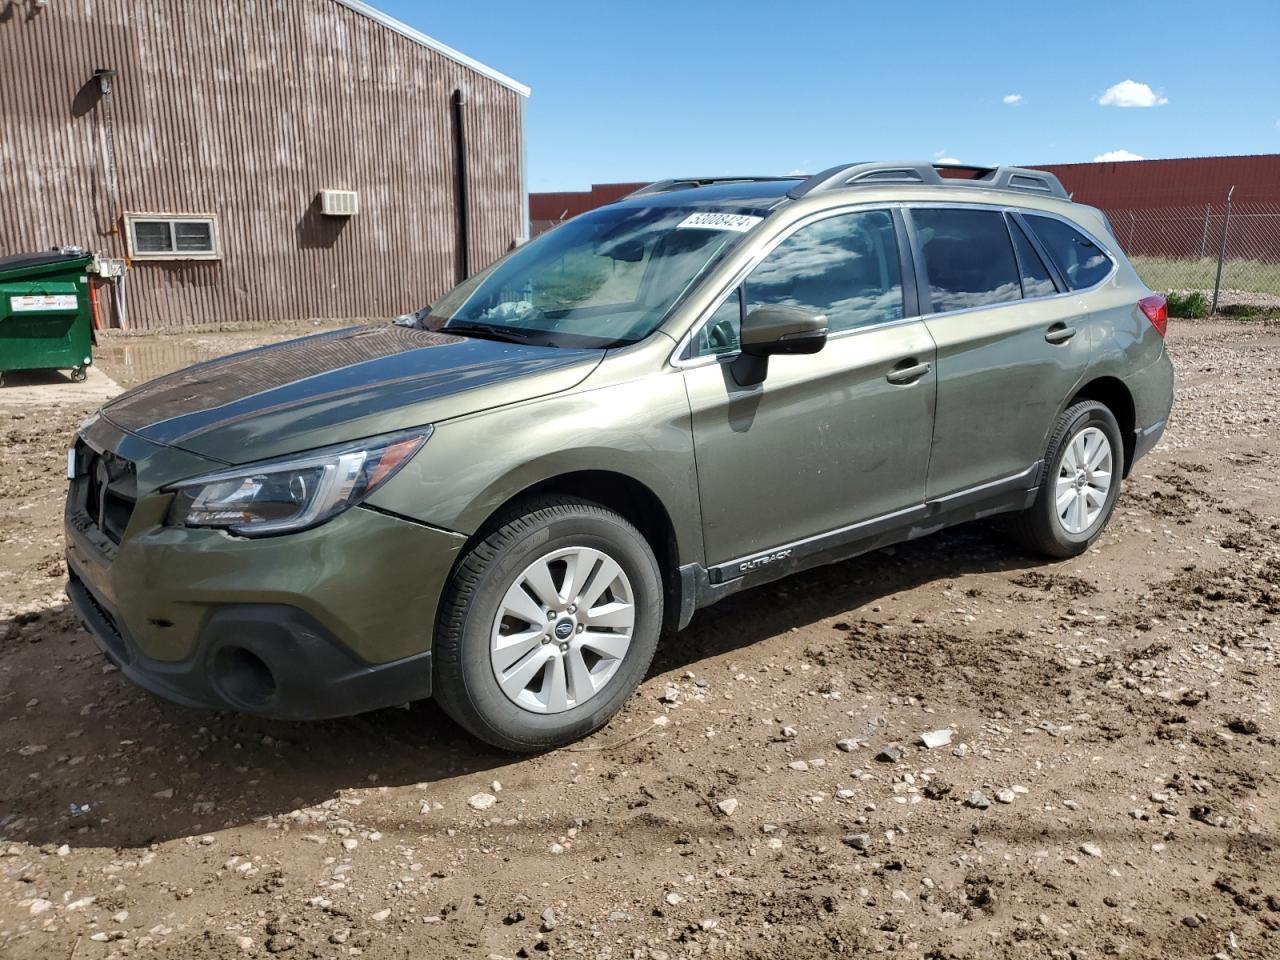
[1102,196,1280,315]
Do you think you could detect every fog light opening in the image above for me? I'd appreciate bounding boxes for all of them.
[213,646,276,708]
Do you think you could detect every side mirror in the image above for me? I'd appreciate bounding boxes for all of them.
[731,305,828,386]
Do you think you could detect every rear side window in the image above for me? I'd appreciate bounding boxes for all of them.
[912,208,1021,313]
[1023,214,1113,290]
[1007,215,1058,298]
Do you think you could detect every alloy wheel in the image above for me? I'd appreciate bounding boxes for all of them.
[489,546,635,714]
[1055,426,1113,535]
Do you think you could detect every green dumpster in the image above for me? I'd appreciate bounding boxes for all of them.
[0,250,95,384]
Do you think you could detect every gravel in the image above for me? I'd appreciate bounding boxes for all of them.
[1,319,1278,960]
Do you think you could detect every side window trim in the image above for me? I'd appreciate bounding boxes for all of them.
[899,207,933,318]
[890,207,922,320]
[1003,212,1062,298]
[676,204,914,364]
[1008,210,1068,293]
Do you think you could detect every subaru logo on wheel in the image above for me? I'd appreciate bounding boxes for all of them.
[554,619,574,640]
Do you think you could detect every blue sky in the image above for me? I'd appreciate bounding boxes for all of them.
[379,0,1280,192]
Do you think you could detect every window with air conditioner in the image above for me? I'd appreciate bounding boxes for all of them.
[124,214,221,260]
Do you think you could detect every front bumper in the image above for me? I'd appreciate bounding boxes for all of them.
[67,565,435,719]
[65,500,468,720]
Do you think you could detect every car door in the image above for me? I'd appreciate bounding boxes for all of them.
[907,206,1093,500]
[680,207,938,569]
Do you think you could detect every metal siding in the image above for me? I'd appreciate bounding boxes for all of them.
[528,157,1280,234]
[529,182,646,230]
[0,0,525,330]
[1035,155,1280,209]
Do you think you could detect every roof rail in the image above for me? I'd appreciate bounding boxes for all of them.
[623,175,803,200]
[950,165,1070,199]
[787,162,1069,201]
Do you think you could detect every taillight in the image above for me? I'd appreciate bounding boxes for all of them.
[1138,295,1168,337]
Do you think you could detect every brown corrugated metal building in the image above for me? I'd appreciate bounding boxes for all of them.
[0,0,529,330]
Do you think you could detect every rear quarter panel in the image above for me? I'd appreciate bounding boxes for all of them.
[1080,251,1174,432]
[1030,209,1172,449]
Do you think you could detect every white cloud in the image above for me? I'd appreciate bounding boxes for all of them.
[935,157,962,165]
[1093,149,1145,162]
[1002,93,1023,105]
[1098,80,1167,108]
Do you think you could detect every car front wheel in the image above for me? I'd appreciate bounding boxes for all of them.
[433,498,662,752]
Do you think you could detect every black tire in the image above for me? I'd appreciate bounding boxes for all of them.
[433,497,662,752]
[1009,401,1125,559]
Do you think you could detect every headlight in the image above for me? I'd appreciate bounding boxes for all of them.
[166,428,430,536]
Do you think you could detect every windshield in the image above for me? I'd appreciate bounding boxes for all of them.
[423,206,760,348]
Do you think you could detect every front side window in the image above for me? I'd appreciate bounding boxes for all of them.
[913,208,1021,313]
[690,210,904,358]
[1023,214,1113,290]
[425,206,758,349]
[744,209,903,335]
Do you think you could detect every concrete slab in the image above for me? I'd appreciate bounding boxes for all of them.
[0,365,122,408]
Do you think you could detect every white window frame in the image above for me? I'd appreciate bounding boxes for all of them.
[124,213,222,261]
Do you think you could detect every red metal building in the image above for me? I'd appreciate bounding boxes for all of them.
[1035,155,1279,209]
[529,182,645,235]
[529,155,1280,235]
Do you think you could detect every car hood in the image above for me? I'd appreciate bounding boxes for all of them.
[100,324,602,465]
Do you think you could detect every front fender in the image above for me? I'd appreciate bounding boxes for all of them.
[365,370,704,566]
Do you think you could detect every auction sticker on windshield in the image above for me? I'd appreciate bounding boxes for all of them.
[676,212,763,232]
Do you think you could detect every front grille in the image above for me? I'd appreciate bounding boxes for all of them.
[76,441,137,546]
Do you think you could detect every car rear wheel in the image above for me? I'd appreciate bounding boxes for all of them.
[433,498,662,752]
[1009,400,1124,558]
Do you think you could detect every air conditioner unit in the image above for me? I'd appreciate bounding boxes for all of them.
[320,189,359,216]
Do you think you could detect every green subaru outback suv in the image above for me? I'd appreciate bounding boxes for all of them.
[66,162,1174,750]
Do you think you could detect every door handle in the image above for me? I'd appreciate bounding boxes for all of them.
[1045,323,1077,344]
[886,359,931,385]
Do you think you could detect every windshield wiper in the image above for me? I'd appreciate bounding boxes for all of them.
[445,322,548,346]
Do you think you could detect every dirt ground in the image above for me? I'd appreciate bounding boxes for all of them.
[1,319,1277,960]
